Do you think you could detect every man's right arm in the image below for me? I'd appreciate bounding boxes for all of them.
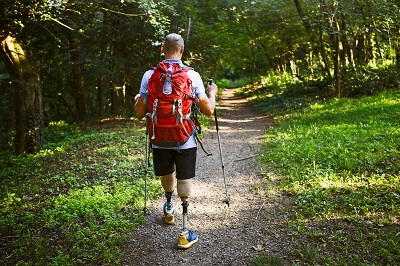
[134,96,147,120]
[134,70,153,120]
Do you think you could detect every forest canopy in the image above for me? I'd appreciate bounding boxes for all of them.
[1,0,399,155]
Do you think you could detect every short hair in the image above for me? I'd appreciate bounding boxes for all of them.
[163,33,184,54]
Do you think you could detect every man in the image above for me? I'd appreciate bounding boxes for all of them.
[134,33,217,249]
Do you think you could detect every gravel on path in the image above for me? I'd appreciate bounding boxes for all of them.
[122,88,291,266]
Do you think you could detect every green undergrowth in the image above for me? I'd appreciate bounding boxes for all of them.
[260,89,400,264]
[238,65,399,119]
[237,72,331,117]
[0,120,161,265]
[216,77,253,88]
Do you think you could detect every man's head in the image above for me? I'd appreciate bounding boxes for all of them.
[162,33,184,59]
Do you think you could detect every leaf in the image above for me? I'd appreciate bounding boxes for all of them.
[252,244,264,251]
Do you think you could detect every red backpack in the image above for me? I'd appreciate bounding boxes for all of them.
[146,62,197,147]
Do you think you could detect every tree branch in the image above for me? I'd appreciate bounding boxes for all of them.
[100,7,146,17]
[41,14,89,38]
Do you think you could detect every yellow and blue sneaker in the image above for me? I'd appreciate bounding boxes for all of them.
[163,202,175,225]
[177,230,198,249]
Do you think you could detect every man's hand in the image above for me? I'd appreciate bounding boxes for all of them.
[197,83,218,117]
[207,83,218,97]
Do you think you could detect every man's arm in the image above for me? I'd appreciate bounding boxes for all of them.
[135,69,154,120]
[197,83,218,117]
[134,96,147,120]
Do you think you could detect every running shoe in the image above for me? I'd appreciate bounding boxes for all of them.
[163,202,175,225]
[177,230,198,249]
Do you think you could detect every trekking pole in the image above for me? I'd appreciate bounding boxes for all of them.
[143,118,149,214]
[209,79,230,207]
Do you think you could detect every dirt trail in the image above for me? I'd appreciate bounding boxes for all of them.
[123,88,289,265]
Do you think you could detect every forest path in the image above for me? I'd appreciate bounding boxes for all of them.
[122,88,291,265]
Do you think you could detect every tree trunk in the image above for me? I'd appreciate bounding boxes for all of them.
[396,42,400,70]
[318,23,332,80]
[372,17,384,62]
[97,78,103,117]
[240,13,264,86]
[321,0,341,95]
[333,16,341,97]
[354,35,366,66]
[0,36,43,155]
[340,14,354,67]
[68,32,86,121]
[109,81,115,114]
[294,0,328,75]
[395,25,400,70]
[259,41,277,71]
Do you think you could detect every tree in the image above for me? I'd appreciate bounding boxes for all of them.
[0,2,44,154]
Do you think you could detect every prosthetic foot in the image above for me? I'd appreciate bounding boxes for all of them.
[177,201,198,249]
[163,192,175,225]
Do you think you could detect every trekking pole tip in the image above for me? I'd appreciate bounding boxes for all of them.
[223,199,230,207]
[142,207,149,215]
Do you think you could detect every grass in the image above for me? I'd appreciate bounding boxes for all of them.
[237,71,331,118]
[255,80,399,264]
[250,254,284,266]
[0,119,161,265]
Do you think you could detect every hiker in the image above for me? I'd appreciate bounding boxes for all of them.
[134,33,218,249]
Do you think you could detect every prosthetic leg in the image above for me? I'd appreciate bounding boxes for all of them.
[177,179,198,249]
[162,174,175,224]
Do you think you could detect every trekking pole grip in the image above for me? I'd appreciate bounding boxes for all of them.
[209,78,220,131]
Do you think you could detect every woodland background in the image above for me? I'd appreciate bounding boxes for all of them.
[0,1,399,265]
[1,0,399,155]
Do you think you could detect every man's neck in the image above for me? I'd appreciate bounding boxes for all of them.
[164,53,181,60]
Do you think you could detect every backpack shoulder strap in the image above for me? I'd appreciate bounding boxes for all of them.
[171,65,192,75]
[154,62,170,73]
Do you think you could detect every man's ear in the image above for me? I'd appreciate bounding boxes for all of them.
[180,45,185,55]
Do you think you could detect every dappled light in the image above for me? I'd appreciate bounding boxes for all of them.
[1,0,399,265]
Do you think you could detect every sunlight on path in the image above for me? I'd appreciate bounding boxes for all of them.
[122,88,283,266]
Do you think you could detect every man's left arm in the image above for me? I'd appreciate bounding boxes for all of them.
[197,84,217,117]
[189,70,217,117]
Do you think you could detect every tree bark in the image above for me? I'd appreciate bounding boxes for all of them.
[320,0,341,95]
[294,0,330,76]
[340,13,354,67]
[354,35,366,66]
[239,8,264,86]
[318,22,332,80]
[395,25,400,70]
[97,78,103,117]
[0,35,43,155]
[68,32,86,121]
[333,14,341,97]
[371,17,384,62]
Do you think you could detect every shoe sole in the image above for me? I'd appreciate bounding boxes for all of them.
[164,214,175,225]
[177,237,198,249]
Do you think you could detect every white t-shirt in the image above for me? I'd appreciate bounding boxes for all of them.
[139,59,207,149]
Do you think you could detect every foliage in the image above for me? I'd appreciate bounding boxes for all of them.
[0,120,161,265]
[1,0,400,152]
[340,65,400,97]
[250,254,284,266]
[237,71,331,117]
[261,89,400,264]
